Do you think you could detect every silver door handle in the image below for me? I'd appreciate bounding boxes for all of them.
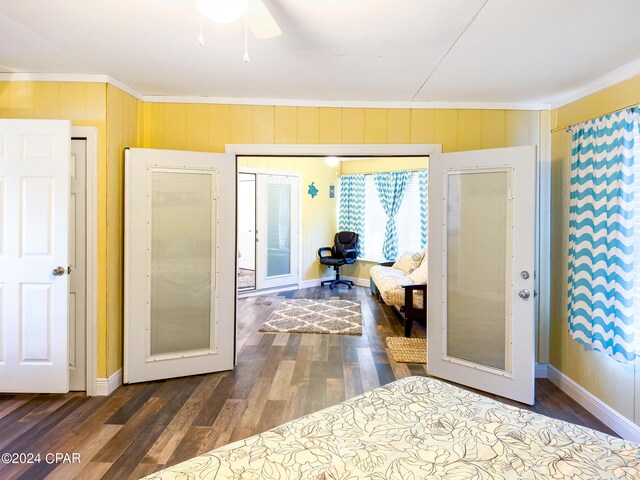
[519,289,530,299]
[52,266,66,276]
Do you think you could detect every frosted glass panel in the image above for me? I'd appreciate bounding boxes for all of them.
[446,171,508,371]
[266,183,291,277]
[150,171,214,356]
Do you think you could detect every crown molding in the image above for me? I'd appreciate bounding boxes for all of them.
[0,72,143,100]
[549,58,640,109]
[142,94,549,110]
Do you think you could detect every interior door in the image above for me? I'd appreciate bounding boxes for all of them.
[256,174,299,289]
[427,146,537,405]
[237,173,256,271]
[0,119,71,393]
[124,148,236,384]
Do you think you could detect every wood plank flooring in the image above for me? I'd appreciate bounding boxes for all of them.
[0,286,616,479]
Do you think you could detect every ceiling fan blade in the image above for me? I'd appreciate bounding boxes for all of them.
[248,0,282,39]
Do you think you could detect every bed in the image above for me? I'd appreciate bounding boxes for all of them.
[143,376,640,479]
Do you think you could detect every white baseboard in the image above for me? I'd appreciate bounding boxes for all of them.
[96,368,122,396]
[535,362,548,378]
[300,276,369,289]
[547,364,640,442]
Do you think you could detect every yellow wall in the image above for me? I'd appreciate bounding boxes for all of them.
[340,156,428,175]
[550,74,640,425]
[0,82,546,378]
[239,157,339,281]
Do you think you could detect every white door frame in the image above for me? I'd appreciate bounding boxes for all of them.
[70,126,99,396]
[238,167,302,294]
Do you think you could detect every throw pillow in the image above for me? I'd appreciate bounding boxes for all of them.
[392,251,425,275]
[409,256,428,284]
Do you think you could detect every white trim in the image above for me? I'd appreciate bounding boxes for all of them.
[71,126,99,396]
[95,369,122,396]
[238,284,298,298]
[227,144,442,157]
[0,73,143,100]
[300,275,369,289]
[547,364,640,442]
[535,362,548,378]
[144,95,549,111]
[549,58,640,109]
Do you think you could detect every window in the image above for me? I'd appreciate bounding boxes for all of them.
[363,171,425,262]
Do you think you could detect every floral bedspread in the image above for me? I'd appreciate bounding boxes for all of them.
[143,376,640,479]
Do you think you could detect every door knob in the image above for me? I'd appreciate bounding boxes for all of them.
[519,289,530,299]
[52,266,66,276]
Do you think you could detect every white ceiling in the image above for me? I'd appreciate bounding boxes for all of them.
[1,0,639,105]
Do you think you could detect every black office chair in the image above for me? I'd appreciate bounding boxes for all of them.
[318,231,359,289]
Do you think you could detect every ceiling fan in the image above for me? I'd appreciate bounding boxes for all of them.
[196,0,282,39]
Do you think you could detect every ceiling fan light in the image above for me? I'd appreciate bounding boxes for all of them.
[196,0,249,24]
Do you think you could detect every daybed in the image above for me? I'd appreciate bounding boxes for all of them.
[370,250,427,337]
[143,376,640,479]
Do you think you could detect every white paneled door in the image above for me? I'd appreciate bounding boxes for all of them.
[124,148,236,384]
[0,119,71,393]
[427,146,537,405]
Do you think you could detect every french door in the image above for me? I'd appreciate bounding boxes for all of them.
[427,146,537,405]
[124,148,236,384]
[0,119,71,393]
[241,171,299,290]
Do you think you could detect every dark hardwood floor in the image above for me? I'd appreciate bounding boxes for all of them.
[0,286,615,479]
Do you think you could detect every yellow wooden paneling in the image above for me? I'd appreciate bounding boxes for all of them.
[186,104,209,151]
[209,104,231,152]
[433,109,458,152]
[274,106,296,144]
[410,109,434,144]
[297,107,320,144]
[387,109,410,144]
[0,82,10,116]
[341,108,364,144]
[32,82,61,119]
[364,109,387,144]
[150,102,165,149]
[457,110,482,151]
[481,110,506,149]
[163,103,188,150]
[230,105,253,144]
[319,107,341,144]
[505,110,533,146]
[252,105,275,144]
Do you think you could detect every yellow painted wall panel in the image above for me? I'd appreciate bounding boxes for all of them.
[60,83,88,122]
[341,108,364,144]
[252,105,275,144]
[457,110,482,151]
[275,106,297,144]
[319,107,341,144]
[0,82,10,116]
[434,109,458,152]
[31,82,61,119]
[506,110,534,146]
[387,109,410,144]
[209,104,231,153]
[364,109,387,144]
[481,110,506,149]
[297,107,320,144]
[230,105,253,144]
[149,102,165,149]
[341,157,428,175]
[186,104,209,152]
[410,109,434,144]
[163,103,188,150]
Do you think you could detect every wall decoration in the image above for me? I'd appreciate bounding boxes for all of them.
[329,184,335,198]
[308,182,318,198]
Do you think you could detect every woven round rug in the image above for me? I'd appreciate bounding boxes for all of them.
[385,336,426,364]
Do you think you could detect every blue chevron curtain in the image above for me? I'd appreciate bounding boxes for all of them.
[374,171,412,260]
[567,108,639,362]
[419,170,428,249]
[338,174,365,257]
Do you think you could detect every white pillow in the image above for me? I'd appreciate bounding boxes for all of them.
[392,251,425,275]
[408,256,428,284]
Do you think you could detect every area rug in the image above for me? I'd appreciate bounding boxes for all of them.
[238,268,255,290]
[386,336,426,363]
[259,299,362,335]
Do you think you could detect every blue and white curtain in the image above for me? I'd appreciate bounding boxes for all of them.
[338,174,365,257]
[567,108,639,362]
[419,170,428,249]
[374,171,412,261]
